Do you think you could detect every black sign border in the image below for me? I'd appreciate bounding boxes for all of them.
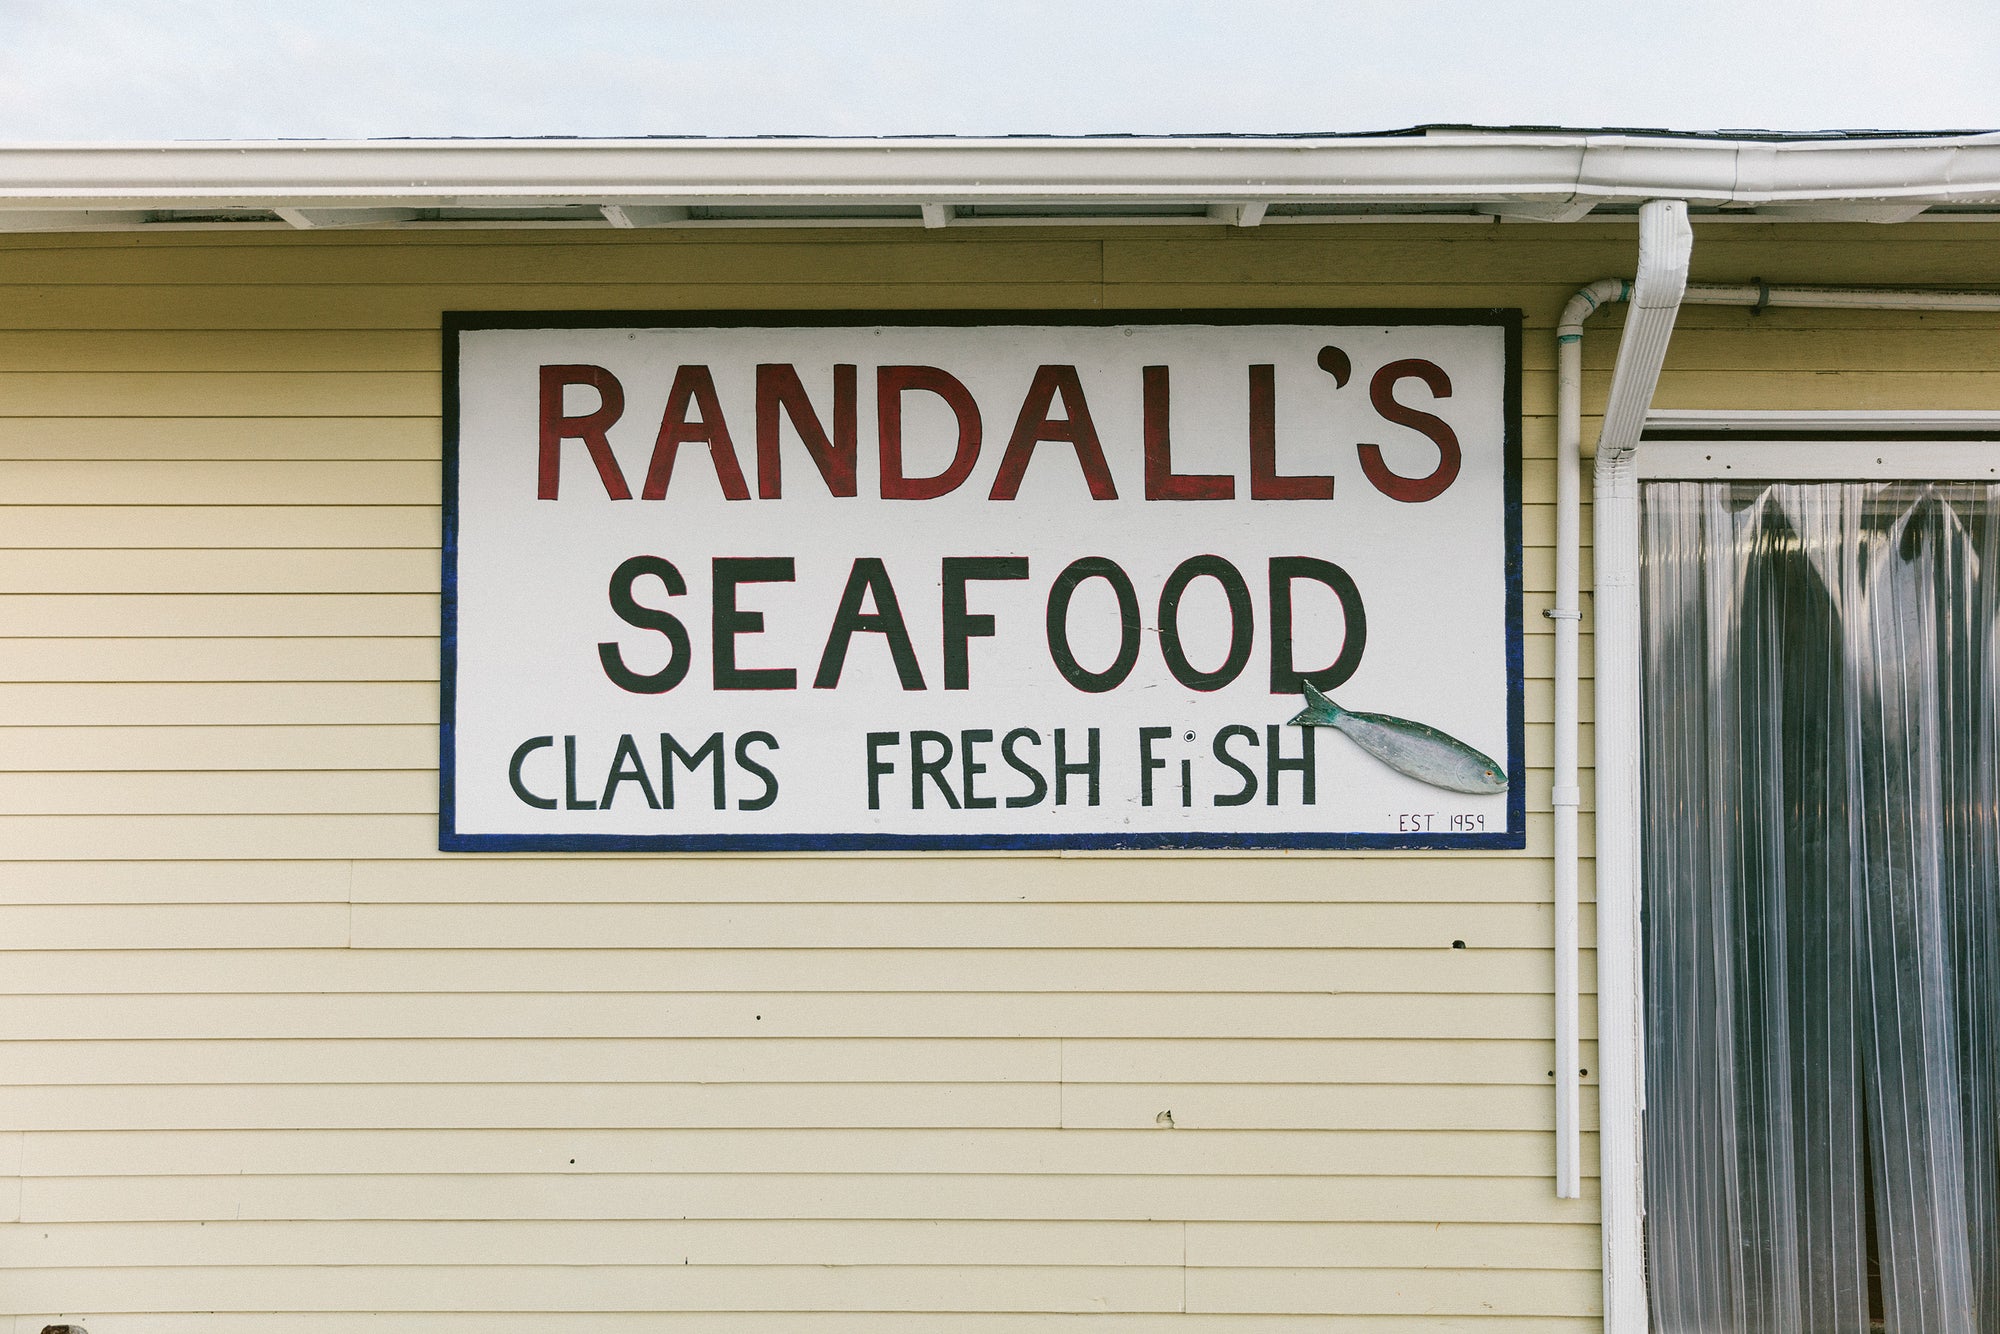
[441,308,1525,852]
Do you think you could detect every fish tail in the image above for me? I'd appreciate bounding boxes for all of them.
[1290,680,1344,727]
[1301,681,1343,717]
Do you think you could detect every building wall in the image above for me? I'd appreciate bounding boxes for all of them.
[1,219,1997,1331]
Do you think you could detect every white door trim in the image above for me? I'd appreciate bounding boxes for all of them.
[1600,408,2000,1328]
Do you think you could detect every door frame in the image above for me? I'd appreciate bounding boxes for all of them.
[1606,407,2000,1320]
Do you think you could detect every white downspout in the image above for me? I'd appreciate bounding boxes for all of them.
[1590,198,1694,1333]
[1551,275,1623,1201]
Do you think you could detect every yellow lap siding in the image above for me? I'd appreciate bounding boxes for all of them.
[21,1171,1596,1224]
[4,218,1987,1329]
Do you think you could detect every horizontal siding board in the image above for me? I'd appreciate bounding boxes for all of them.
[0,812,1585,860]
[1188,1265,1598,1316]
[0,903,346,949]
[344,852,1582,907]
[0,863,355,906]
[1187,1219,1598,1270]
[2,1215,1594,1270]
[0,1082,1063,1131]
[0,507,439,548]
[1063,1036,1597,1084]
[0,419,438,461]
[0,684,437,726]
[0,1261,1185,1313]
[0,772,432,815]
[350,901,1570,950]
[1103,234,2000,287]
[0,1216,1184,1268]
[0,948,1594,997]
[0,239,1110,286]
[0,594,437,637]
[0,548,437,594]
[0,991,1592,1041]
[1101,238,1631,286]
[0,372,435,418]
[1649,369,2000,410]
[3,1039,1581,1090]
[6,1041,1060,1090]
[0,854,1593,905]
[1063,1084,1598,1132]
[3,1317,1603,1334]
[1595,326,2000,372]
[0,638,435,682]
[332,902,1579,951]
[19,1127,1586,1178]
[20,1170,1599,1224]
[0,725,434,774]
[0,329,440,373]
[0,459,438,504]
[0,283,1112,329]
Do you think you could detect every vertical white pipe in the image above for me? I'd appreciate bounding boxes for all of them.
[1554,277,1625,1201]
[1593,198,1693,1334]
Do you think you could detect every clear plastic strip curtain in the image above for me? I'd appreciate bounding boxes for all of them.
[1640,480,2000,1333]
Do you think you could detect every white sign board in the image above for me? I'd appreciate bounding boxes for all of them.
[443,312,1523,850]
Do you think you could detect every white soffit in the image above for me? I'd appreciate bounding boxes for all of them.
[2,130,2000,232]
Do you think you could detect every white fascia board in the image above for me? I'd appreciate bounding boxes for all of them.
[1,133,1999,220]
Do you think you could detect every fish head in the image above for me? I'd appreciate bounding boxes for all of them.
[1473,762,1509,794]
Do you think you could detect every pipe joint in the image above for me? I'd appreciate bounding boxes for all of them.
[1557,277,1629,338]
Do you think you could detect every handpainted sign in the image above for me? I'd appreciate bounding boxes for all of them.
[442,311,1523,851]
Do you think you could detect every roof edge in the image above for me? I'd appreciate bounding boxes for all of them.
[6,131,2000,231]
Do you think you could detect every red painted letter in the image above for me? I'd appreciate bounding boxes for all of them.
[757,363,857,499]
[642,365,751,501]
[1142,365,1232,501]
[878,366,982,501]
[1360,359,1460,503]
[989,365,1118,501]
[1248,364,1334,501]
[538,365,631,500]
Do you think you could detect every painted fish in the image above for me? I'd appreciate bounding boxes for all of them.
[1288,683,1509,794]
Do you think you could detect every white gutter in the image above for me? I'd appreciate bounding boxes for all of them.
[1564,257,2000,1331]
[2,132,2000,220]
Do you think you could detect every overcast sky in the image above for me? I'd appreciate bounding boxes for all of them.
[1,0,1995,142]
